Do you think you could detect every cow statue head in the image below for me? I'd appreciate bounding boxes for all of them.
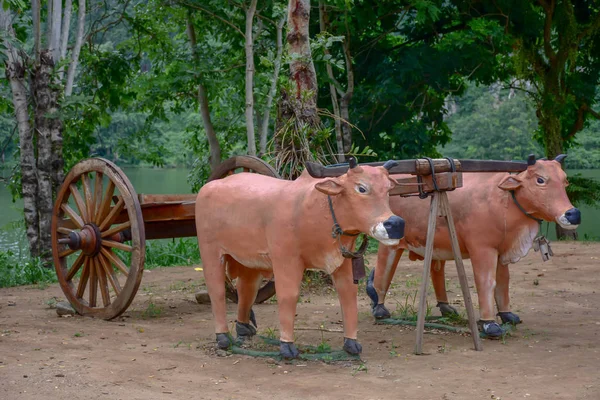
[497,154,581,229]
[313,158,405,245]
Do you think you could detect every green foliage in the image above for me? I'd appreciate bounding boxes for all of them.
[566,174,600,209]
[0,250,57,288]
[144,238,200,269]
[442,84,544,160]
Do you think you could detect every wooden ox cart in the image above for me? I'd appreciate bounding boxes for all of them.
[52,155,529,328]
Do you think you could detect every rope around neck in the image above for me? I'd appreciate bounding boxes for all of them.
[327,196,369,259]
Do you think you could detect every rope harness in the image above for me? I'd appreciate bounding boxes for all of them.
[509,187,553,261]
[327,195,369,283]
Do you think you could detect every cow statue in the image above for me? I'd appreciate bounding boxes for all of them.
[195,158,405,358]
[366,154,581,337]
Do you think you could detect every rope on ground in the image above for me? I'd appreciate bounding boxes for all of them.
[374,318,516,339]
[229,336,361,361]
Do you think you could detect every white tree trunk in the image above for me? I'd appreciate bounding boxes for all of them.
[1,8,40,257]
[259,14,286,156]
[32,0,41,62]
[59,0,73,62]
[244,0,258,156]
[340,39,354,153]
[65,0,86,97]
[49,0,62,62]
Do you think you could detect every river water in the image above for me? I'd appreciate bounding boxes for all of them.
[1,167,599,252]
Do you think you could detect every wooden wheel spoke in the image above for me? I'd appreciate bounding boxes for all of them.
[89,258,98,307]
[59,247,77,258]
[96,180,115,225]
[98,253,122,295]
[101,247,129,277]
[93,172,104,223]
[99,197,125,232]
[101,221,131,239]
[66,252,86,281]
[102,240,132,252]
[76,259,91,298]
[82,174,94,224]
[69,183,89,223]
[95,258,111,307]
[57,227,73,235]
[61,204,84,229]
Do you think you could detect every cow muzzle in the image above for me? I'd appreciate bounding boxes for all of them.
[371,216,405,246]
[556,207,581,229]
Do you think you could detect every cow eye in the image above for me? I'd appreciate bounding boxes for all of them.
[356,185,368,194]
[536,177,545,184]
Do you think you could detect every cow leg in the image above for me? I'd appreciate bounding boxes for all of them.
[495,261,522,325]
[470,248,504,338]
[332,258,362,355]
[233,262,262,342]
[368,246,403,319]
[201,249,232,349]
[431,260,459,316]
[273,261,304,359]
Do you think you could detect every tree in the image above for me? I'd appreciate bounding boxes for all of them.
[473,0,600,238]
[1,0,87,263]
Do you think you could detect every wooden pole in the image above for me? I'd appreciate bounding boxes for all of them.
[415,193,439,355]
[439,192,482,351]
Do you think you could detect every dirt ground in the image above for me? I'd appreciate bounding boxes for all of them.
[1,241,599,400]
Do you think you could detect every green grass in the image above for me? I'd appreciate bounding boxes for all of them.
[0,250,57,288]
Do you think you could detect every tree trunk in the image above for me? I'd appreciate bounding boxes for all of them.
[186,13,221,171]
[259,14,286,156]
[340,38,354,154]
[49,0,62,63]
[2,9,40,257]
[244,0,258,156]
[286,0,319,126]
[35,50,63,265]
[65,0,86,97]
[318,1,344,162]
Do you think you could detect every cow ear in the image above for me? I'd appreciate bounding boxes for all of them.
[315,179,344,196]
[498,175,522,191]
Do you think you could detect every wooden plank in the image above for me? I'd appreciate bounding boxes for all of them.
[113,202,196,225]
[305,158,528,178]
[390,172,462,196]
[138,194,196,205]
[440,192,482,351]
[144,220,197,240]
[415,193,440,355]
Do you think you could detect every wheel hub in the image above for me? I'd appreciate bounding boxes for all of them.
[59,224,103,256]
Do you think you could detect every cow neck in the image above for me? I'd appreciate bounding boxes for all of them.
[326,195,369,259]
[509,190,543,225]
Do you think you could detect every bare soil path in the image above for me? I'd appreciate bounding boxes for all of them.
[1,242,599,400]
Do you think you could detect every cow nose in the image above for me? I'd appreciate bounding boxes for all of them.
[383,216,405,239]
[565,208,581,225]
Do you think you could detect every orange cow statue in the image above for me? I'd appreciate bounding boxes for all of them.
[367,154,580,337]
[195,158,405,358]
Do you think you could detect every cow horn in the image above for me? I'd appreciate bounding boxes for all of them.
[554,154,567,164]
[527,154,536,166]
[348,156,357,169]
[383,160,398,171]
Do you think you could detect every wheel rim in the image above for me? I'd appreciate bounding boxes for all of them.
[209,156,279,304]
[52,158,145,319]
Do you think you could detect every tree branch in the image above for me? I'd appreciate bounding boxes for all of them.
[176,0,245,37]
[538,0,557,64]
[65,0,86,97]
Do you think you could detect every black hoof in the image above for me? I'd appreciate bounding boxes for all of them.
[497,311,521,325]
[437,302,459,316]
[343,338,362,355]
[366,268,379,307]
[478,320,505,338]
[236,321,257,342]
[372,303,391,319]
[280,341,299,359]
[249,308,257,328]
[216,333,233,349]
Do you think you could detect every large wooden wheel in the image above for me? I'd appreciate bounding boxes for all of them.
[52,158,145,320]
[208,155,278,304]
